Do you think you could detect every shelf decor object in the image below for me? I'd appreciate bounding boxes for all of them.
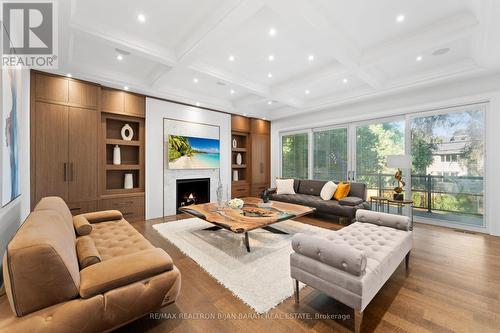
[232,138,237,148]
[121,124,134,141]
[233,170,239,181]
[113,145,121,165]
[236,153,242,165]
[386,155,412,200]
[124,173,134,189]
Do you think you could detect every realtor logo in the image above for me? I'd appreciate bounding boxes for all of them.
[1,1,58,68]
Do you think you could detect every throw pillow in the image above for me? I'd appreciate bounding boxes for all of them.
[76,236,102,269]
[320,181,338,200]
[73,215,92,236]
[276,179,296,195]
[333,182,351,201]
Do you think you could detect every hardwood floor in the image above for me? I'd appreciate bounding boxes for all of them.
[117,214,500,333]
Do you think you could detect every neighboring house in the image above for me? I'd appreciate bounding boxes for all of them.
[427,134,469,177]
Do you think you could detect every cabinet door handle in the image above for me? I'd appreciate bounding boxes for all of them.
[64,163,68,182]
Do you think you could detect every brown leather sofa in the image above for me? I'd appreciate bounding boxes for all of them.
[0,197,181,332]
[267,179,370,222]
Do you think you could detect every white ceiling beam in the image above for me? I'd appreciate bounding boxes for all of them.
[272,63,349,92]
[268,0,383,89]
[361,10,479,66]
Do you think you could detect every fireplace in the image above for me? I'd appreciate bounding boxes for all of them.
[176,178,210,213]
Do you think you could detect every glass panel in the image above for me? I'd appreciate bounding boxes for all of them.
[411,109,484,226]
[356,121,405,199]
[313,127,348,181]
[281,133,308,179]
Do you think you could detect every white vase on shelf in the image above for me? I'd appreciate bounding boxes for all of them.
[233,170,239,181]
[232,138,237,148]
[121,124,134,141]
[124,173,133,189]
[236,153,242,165]
[113,145,121,165]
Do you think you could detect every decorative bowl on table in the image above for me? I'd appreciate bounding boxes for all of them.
[228,198,244,209]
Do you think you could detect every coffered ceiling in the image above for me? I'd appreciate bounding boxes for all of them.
[53,0,500,119]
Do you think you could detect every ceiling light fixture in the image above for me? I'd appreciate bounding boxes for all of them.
[269,27,276,36]
[116,54,123,61]
[416,55,423,62]
[308,54,314,61]
[230,89,235,94]
[137,13,146,23]
[267,72,273,78]
[343,78,348,84]
[396,14,405,23]
[267,101,272,105]
[193,78,199,83]
[262,117,266,120]
[268,54,275,61]
[228,55,235,62]
[196,102,200,107]
[66,73,72,78]
[305,89,310,95]
[243,113,247,116]
[124,86,129,90]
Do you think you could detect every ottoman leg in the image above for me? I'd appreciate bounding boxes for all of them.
[405,251,411,270]
[294,279,300,303]
[354,309,363,333]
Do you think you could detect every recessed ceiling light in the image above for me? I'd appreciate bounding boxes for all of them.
[308,54,315,61]
[268,54,275,61]
[269,27,276,36]
[66,73,72,78]
[432,48,450,56]
[196,102,200,107]
[116,54,123,61]
[396,14,405,23]
[305,89,310,95]
[343,78,348,84]
[267,72,273,78]
[137,13,146,23]
[228,55,235,62]
[243,113,247,116]
[416,55,423,62]
[193,78,199,83]
[124,86,129,90]
[230,89,235,94]
[262,117,266,120]
[267,101,272,105]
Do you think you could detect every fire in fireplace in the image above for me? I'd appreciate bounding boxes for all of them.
[176,178,210,213]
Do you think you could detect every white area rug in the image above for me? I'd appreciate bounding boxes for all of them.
[153,218,326,313]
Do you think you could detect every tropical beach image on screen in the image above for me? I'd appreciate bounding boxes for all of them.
[168,135,220,169]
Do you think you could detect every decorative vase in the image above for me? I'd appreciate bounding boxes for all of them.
[121,124,134,141]
[216,179,224,208]
[113,145,121,165]
[236,153,242,165]
[232,138,237,148]
[124,173,133,189]
[233,170,239,181]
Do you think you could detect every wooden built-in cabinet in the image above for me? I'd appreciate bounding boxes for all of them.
[31,72,146,221]
[231,115,270,198]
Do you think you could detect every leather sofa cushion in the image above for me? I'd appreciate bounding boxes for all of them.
[73,216,92,236]
[76,236,102,269]
[78,210,123,224]
[34,196,75,239]
[79,248,174,298]
[297,180,327,196]
[90,219,153,261]
[339,197,364,206]
[3,210,80,316]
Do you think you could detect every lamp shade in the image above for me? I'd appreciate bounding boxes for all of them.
[386,155,411,169]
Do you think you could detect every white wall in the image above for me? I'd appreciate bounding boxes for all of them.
[271,73,500,236]
[0,69,31,272]
[145,98,231,219]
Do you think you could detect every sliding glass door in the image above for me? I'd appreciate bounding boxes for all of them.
[281,132,309,179]
[313,127,348,181]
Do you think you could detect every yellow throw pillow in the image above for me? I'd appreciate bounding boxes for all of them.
[333,182,351,201]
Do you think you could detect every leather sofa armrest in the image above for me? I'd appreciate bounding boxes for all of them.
[266,188,277,195]
[356,209,411,231]
[77,210,123,223]
[79,248,173,298]
[338,196,364,206]
[291,233,367,276]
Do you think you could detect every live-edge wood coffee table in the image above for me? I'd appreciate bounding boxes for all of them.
[179,197,315,252]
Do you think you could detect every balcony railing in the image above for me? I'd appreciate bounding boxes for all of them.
[357,173,484,217]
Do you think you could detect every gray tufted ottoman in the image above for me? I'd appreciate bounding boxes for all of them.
[290,209,412,333]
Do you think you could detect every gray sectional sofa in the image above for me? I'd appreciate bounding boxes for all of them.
[267,179,370,222]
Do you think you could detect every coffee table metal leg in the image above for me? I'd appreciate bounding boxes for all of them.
[244,232,250,252]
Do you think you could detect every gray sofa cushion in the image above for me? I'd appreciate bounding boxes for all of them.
[344,182,367,201]
[356,209,410,231]
[292,233,367,276]
[339,197,364,206]
[297,179,327,196]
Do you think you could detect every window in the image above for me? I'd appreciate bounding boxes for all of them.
[281,133,308,179]
[313,127,348,181]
